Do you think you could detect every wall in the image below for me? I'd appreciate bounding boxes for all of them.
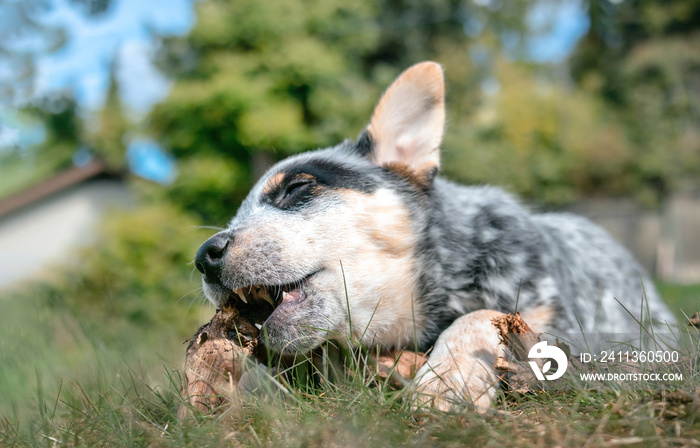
[0,179,134,288]
[567,193,700,284]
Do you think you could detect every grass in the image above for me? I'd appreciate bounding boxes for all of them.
[656,282,700,321]
[0,359,698,447]
[0,287,197,421]
[0,246,698,447]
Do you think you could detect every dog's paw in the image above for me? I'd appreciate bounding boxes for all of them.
[411,310,506,413]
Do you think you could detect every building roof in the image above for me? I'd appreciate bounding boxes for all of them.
[0,159,118,219]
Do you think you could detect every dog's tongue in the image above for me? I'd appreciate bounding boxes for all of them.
[282,289,302,303]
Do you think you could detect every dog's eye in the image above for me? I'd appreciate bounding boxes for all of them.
[273,178,317,209]
[283,179,313,198]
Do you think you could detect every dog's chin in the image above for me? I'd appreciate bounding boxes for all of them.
[260,287,330,355]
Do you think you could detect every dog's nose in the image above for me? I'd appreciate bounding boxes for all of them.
[195,233,230,283]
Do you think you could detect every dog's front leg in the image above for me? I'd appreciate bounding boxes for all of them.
[411,310,507,413]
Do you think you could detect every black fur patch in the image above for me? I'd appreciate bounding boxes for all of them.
[355,131,374,157]
[264,159,377,210]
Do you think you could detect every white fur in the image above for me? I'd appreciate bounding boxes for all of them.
[412,310,506,413]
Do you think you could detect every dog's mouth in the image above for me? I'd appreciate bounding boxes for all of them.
[224,272,317,325]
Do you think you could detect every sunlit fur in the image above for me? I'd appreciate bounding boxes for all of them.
[196,62,677,410]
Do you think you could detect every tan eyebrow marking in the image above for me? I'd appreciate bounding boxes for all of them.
[262,172,286,195]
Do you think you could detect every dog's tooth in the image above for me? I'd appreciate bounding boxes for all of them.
[254,323,262,330]
[252,287,276,307]
[261,293,275,307]
[234,287,248,304]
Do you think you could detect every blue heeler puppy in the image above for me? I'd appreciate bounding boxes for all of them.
[194,62,677,411]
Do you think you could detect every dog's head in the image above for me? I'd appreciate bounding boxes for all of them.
[195,62,445,354]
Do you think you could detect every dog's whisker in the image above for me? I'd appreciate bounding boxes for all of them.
[191,225,225,231]
[177,287,203,304]
[188,266,199,283]
[185,291,205,316]
[199,293,211,318]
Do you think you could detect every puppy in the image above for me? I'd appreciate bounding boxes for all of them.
[194,62,676,411]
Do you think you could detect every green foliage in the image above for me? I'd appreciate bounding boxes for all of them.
[85,61,129,168]
[147,0,700,218]
[21,94,82,170]
[163,155,249,225]
[0,96,82,199]
[60,204,210,335]
[571,0,700,203]
[3,1,700,442]
[149,0,536,223]
[24,95,81,151]
[151,0,382,153]
[148,0,403,223]
[0,51,130,198]
[444,60,634,204]
[0,76,128,200]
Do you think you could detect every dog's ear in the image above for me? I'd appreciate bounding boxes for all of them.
[363,61,445,185]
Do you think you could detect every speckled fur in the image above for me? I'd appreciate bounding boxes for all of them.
[412,179,677,347]
[196,62,676,409]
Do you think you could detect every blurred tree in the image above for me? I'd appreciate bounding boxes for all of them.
[571,0,700,204]
[149,0,381,223]
[86,58,129,168]
[151,0,383,156]
[15,55,130,176]
[0,0,121,198]
[0,0,114,106]
[22,93,82,170]
[444,58,632,204]
[149,0,532,224]
[0,0,66,106]
[0,92,82,199]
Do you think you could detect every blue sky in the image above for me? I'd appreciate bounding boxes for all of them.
[9,0,194,182]
[527,0,589,62]
[35,0,193,114]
